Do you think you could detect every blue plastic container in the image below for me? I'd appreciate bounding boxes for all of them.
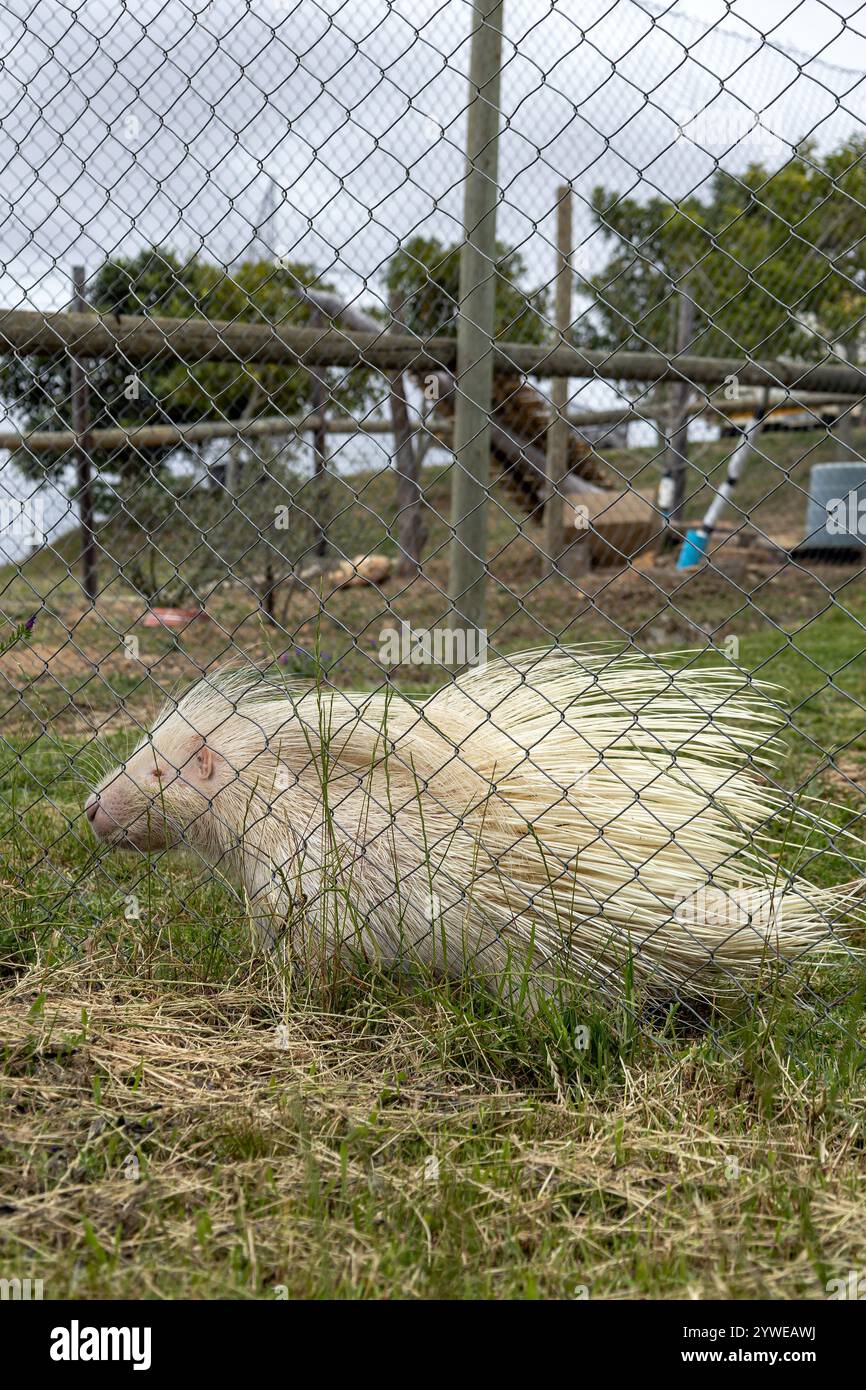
[676,528,708,568]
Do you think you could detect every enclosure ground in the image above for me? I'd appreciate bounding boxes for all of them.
[2,950,866,1300]
[2,428,866,1299]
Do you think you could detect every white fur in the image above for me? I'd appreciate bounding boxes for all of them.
[87,648,863,1002]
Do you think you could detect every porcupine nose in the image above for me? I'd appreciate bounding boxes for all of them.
[85,794,108,836]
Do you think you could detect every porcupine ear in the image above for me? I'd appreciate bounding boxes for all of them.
[195,744,216,781]
[181,732,218,782]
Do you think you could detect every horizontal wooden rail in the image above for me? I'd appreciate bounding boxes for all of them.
[2,307,866,394]
[0,392,854,456]
[0,413,417,454]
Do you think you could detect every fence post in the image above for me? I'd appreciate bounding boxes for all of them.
[390,290,427,577]
[544,184,573,576]
[71,265,97,603]
[308,309,329,558]
[448,0,504,641]
[656,286,695,550]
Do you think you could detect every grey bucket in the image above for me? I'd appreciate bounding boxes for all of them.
[797,462,866,553]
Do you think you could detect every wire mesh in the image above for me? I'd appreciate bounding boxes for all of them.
[1,0,865,1051]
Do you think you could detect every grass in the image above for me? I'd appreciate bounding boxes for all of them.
[1,423,866,1299]
[3,947,866,1299]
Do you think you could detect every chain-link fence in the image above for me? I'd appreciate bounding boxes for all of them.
[2,0,866,1050]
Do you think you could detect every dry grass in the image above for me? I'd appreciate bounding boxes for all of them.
[2,947,866,1300]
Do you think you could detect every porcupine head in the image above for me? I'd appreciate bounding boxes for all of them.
[84,673,505,979]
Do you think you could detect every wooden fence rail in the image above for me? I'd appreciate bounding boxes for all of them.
[2,307,866,394]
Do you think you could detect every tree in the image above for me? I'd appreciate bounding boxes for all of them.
[1,247,374,502]
[385,235,549,343]
[585,137,866,367]
[0,247,380,602]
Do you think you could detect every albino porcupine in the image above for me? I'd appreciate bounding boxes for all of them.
[86,647,863,1004]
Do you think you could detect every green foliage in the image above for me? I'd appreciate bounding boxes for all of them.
[385,234,549,342]
[586,137,866,364]
[193,450,319,604]
[0,248,373,489]
[0,614,35,657]
[119,454,317,607]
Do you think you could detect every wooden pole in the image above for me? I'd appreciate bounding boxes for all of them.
[543,184,572,576]
[827,323,863,461]
[0,392,852,460]
[831,399,861,460]
[71,266,97,602]
[0,414,419,454]
[656,286,696,551]
[308,310,329,558]
[389,291,426,576]
[449,0,504,639]
[224,383,263,495]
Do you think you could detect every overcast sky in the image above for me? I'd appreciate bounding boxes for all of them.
[0,0,863,313]
[1,0,864,554]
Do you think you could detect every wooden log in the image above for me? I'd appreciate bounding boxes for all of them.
[0,389,850,458]
[562,486,657,570]
[0,413,404,455]
[2,306,866,392]
[448,0,504,636]
[71,267,97,602]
